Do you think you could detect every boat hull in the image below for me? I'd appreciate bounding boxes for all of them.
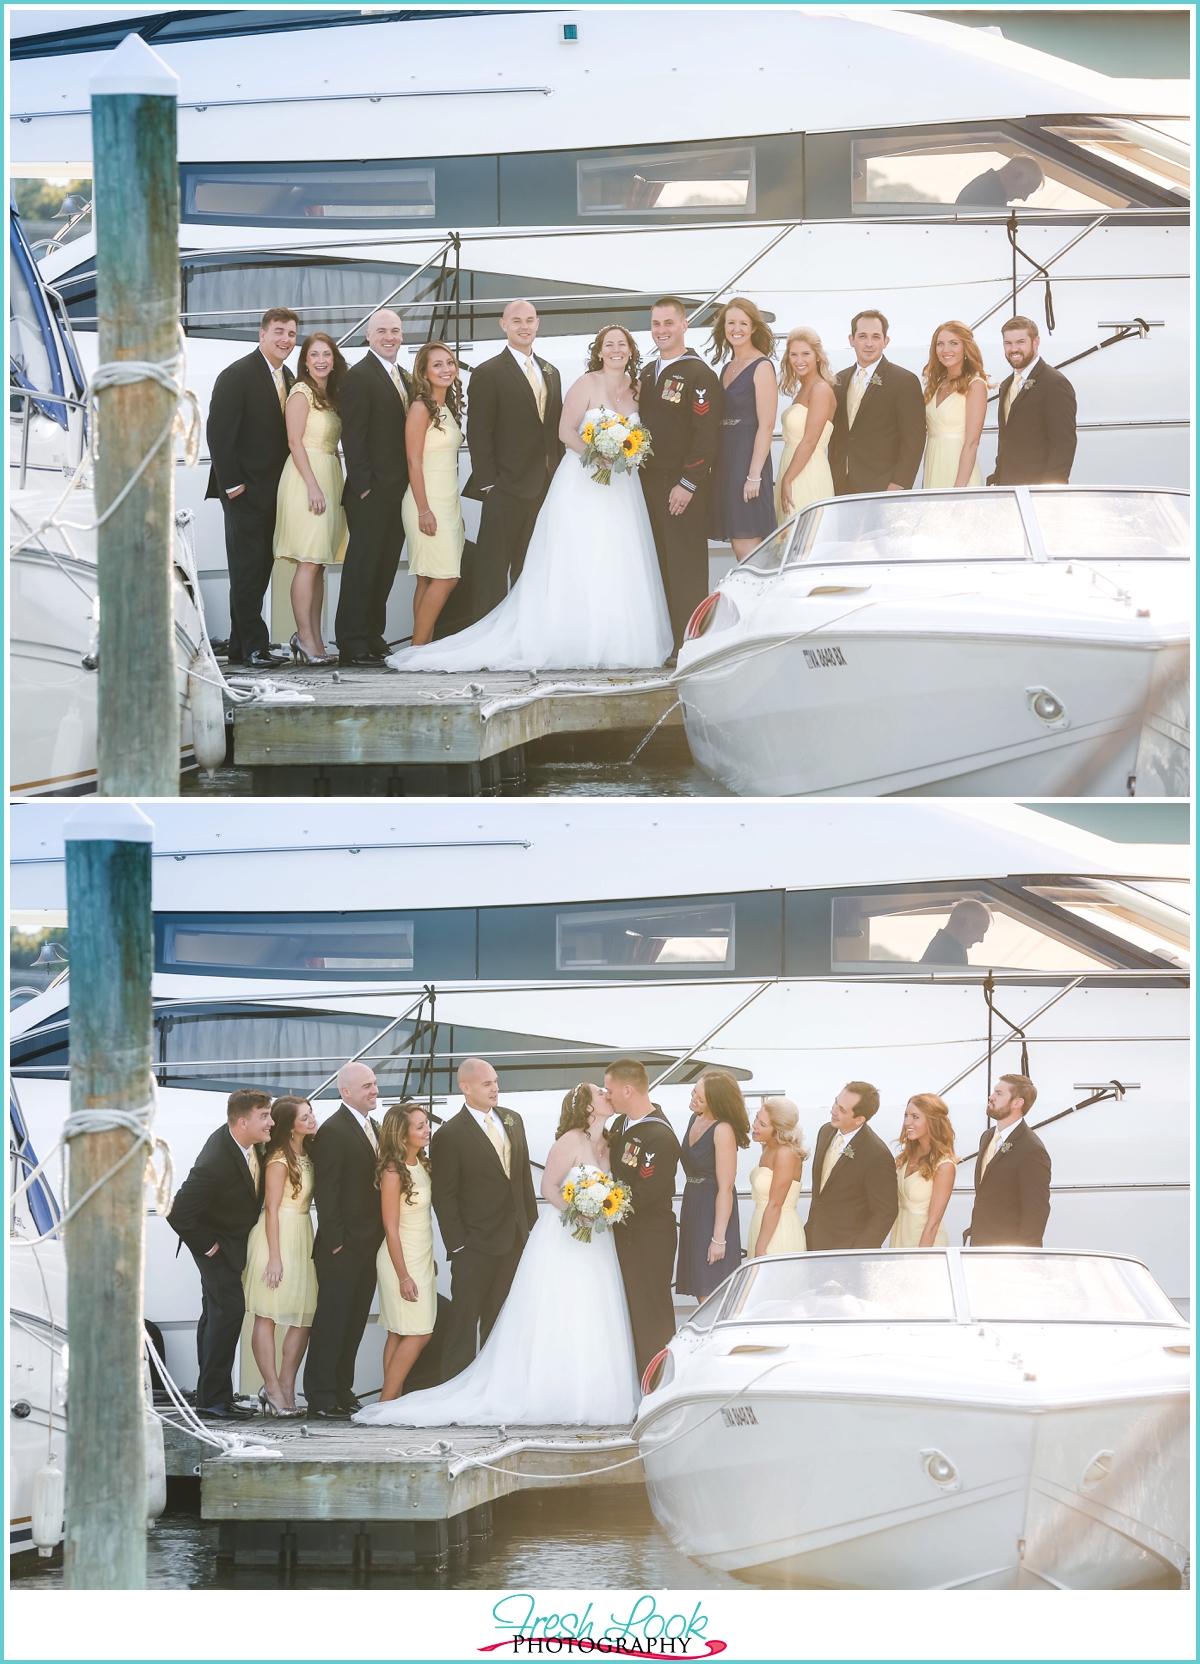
[639,1387,1189,1589]
[680,632,1189,798]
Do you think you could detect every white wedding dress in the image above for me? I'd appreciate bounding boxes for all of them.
[385,410,673,671]
[352,1167,640,1426]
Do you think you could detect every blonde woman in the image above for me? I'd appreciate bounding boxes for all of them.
[775,328,837,521]
[403,343,467,646]
[374,1100,437,1401]
[890,1094,957,1247]
[240,1097,318,1415]
[747,1097,809,1257]
[921,321,989,488]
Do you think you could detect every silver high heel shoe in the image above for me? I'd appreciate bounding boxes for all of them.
[258,1385,299,1417]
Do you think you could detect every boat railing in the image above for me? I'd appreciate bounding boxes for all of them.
[8,386,89,491]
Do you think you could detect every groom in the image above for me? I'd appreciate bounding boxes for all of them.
[463,299,564,622]
[431,1056,539,1382]
[605,1058,681,1381]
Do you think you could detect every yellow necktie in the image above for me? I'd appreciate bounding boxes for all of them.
[248,1145,261,1186]
[483,1110,510,1177]
[522,355,547,421]
[820,1132,845,1192]
[273,367,286,413]
[846,368,870,428]
[979,1131,998,1177]
[1005,374,1024,420]
[361,1115,378,1152]
[390,364,409,410]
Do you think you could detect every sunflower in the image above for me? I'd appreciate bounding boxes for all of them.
[623,431,643,454]
[581,422,595,444]
[562,1182,575,1203]
[601,1192,618,1215]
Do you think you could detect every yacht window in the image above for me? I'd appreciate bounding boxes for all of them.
[1022,879,1190,969]
[798,493,1029,565]
[181,158,498,229]
[10,912,68,1002]
[578,146,756,215]
[1032,491,1191,561]
[724,1253,955,1323]
[962,1254,1184,1326]
[556,903,735,971]
[741,520,797,574]
[1040,120,1190,200]
[851,129,1131,213]
[831,885,1120,973]
[156,911,475,979]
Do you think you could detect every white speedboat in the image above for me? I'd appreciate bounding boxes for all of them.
[677,486,1190,797]
[8,1232,67,1559]
[636,1247,1190,1589]
[9,483,228,796]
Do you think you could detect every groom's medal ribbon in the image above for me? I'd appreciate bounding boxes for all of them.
[661,374,684,405]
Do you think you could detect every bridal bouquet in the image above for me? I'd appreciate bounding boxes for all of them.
[560,1165,633,1243]
[580,409,653,486]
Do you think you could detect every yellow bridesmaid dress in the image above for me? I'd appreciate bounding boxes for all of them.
[774,400,835,523]
[402,408,466,579]
[746,1164,806,1257]
[376,1162,438,1335]
[922,380,984,488]
[239,1151,318,1393]
[273,383,348,566]
[888,1158,954,1247]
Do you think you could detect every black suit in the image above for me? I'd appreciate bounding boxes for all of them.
[829,356,926,496]
[205,349,295,661]
[463,349,564,621]
[638,352,724,650]
[966,1117,1052,1247]
[610,1107,681,1379]
[431,1104,539,1381]
[305,1103,384,1410]
[334,352,413,659]
[989,360,1077,486]
[167,1124,264,1409]
[805,1122,899,1251]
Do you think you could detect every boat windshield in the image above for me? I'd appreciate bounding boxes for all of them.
[1022,878,1190,969]
[962,1254,1185,1326]
[1031,491,1190,561]
[722,1253,955,1323]
[793,493,1030,565]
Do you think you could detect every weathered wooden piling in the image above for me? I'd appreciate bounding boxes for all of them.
[89,35,181,796]
[63,802,156,1589]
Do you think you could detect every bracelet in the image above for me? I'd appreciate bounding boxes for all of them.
[711,1238,725,1246]
[746,477,761,484]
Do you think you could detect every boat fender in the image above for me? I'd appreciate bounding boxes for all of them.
[32,1458,65,1557]
[145,1413,167,1522]
[187,648,227,776]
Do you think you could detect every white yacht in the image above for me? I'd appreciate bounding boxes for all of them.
[9,7,1191,646]
[636,1246,1190,1588]
[676,484,1191,797]
[9,800,1190,1396]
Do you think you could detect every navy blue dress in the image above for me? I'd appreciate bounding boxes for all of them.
[676,1116,743,1300]
[712,357,776,543]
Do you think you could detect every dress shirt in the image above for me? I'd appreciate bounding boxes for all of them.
[370,348,409,407]
[507,344,544,390]
[1004,356,1040,417]
[846,360,878,427]
[230,1127,260,1182]
[978,1117,1020,1177]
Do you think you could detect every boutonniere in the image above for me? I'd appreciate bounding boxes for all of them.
[869,375,883,389]
[503,1114,515,1129]
[843,1142,855,1160]
[996,1139,1013,1157]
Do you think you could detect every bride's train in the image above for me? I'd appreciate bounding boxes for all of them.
[353,1189,640,1427]
[387,415,673,673]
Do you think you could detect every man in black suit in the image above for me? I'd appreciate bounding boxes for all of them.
[989,316,1078,486]
[638,298,724,657]
[605,1058,682,1380]
[955,155,1044,210]
[334,309,413,664]
[431,1057,539,1381]
[829,310,926,497]
[205,308,298,667]
[463,299,564,621]
[167,1089,274,1418]
[966,1074,1052,1247]
[920,899,993,966]
[305,1062,386,1418]
[805,1082,899,1250]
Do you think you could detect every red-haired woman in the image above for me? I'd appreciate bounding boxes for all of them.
[890,1094,958,1246]
[921,322,988,488]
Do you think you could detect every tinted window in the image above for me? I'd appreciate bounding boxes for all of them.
[962,1254,1183,1325]
[578,145,756,215]
[742,520,797,574]
[156,911,475,979]
[181,157,498,230]
[557,902,735,971]
[798,493,1029,564]
[724,1254,955,1323]
[1032,491,1190,561]
[852,127,1131,213]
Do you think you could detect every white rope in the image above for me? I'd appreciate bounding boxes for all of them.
[10,1076,173,1246]
[146,1336,277,1458]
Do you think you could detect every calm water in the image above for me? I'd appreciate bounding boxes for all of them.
[11,1484,746,1592]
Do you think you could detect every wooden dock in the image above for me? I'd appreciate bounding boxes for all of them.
[162,1415,640,1569]
[227,663,680,794]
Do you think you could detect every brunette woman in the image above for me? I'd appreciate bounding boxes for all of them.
[240,1096,319,1414]
[403,343,467,645]
[709,297,778,558]
[374,1100,437,1401]
[274,332,350,663]
[676,1070,750,1300]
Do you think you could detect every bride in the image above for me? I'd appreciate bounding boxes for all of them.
[385,327,673,672]
[352,1083,640,1426]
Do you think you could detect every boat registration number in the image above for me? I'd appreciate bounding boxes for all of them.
[721,1405,758,1428]
[802,646,847,669]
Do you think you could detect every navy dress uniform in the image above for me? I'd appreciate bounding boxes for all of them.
[609,1106,681,1378]
[638,351,723,651]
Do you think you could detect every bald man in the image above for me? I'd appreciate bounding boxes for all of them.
[430,1057,538,1381]
[334,310,414,663]
[920,899,993,967]
[462,300,564,621]
[306,1062,385,1417]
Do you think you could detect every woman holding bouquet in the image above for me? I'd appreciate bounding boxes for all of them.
[386,324,671,672]
[354,1083,639,1427]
